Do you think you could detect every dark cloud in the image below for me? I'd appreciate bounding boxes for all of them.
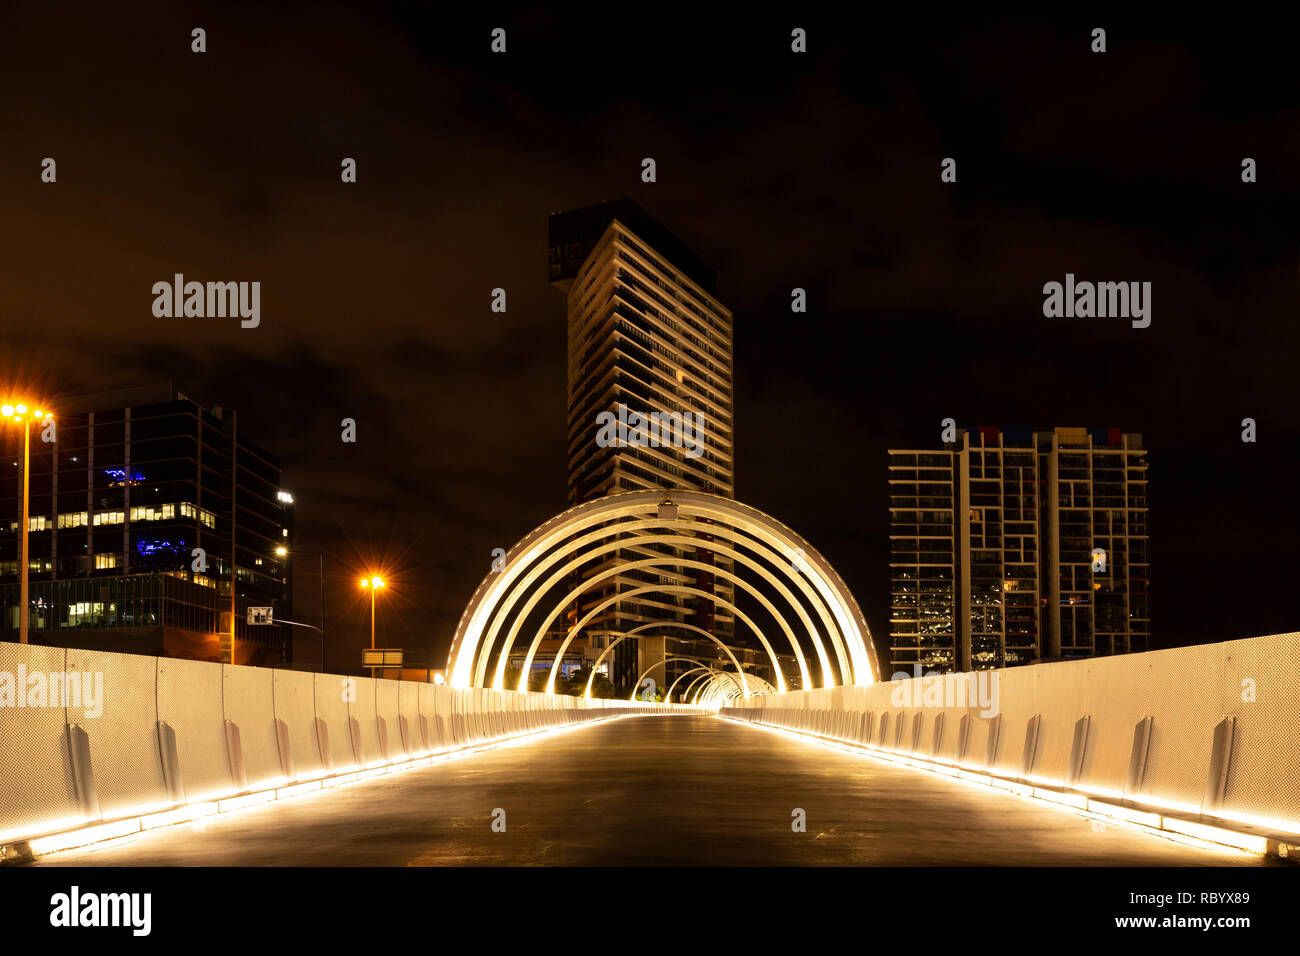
[1,6,1296,669]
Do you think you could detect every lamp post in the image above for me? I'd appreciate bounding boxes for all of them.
[2,402,52,645]
[359,575,385,677]
[279,546,327,670]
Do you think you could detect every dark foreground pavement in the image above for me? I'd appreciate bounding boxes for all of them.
[40,716,1264,866]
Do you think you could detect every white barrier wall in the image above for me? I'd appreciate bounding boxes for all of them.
[348,677,381,768]
[223,664,281,790]
[721,631,1300,829]
[312,672,354,772]
[68,648,169,819]
[0,643,675,846]
[397,681,421,756]
[273,668,321,779]
[157,657,227,801]
[0,645,80,835]
[419,682,447,751]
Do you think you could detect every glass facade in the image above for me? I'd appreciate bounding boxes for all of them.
[889,427,1149,674]
[552,201,738,694]
[0,386,294,662]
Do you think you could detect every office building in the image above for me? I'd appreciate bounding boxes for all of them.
[888,426,1149,674]
[0,383,294,665]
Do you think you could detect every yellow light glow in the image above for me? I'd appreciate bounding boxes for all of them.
[275,546,288,556]
[14,404,26,414]
[0,405,11,417]
[371,576,385,589]
[360,578,369,588]
[16,705,618,862]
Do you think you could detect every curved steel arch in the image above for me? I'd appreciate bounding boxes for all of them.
[585,622,760,697]
[533,560,815,693]
[447,490,879,691]
[682,668,723,705]
[478,522,851,690]
[695,670,767,707]
[667,665,718,703]
[500,543,806,692]
[555,587,787,694]
[537,583,787,694]
[627,656,732,702]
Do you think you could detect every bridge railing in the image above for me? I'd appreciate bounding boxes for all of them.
[0,642,693,853]
[720,631,1300,837]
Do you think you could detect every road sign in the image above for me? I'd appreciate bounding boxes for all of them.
[247,607,274,625]
[362,648,403,668]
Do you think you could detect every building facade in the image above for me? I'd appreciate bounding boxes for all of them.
[0,384,294,665]
[548,200,739,694]
[888,426,1149,675]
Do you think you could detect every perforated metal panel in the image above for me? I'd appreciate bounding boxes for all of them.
[157,657,227,800]
[347,677,382,767]
[66,648,168,818]
[312,672,355,771]
[1213,632,1300,821]
[222,664,280,790]
[736,631,1300,826]
[397,681,421,755]
[273,668,321,778]
[0,644,80,839]
[374,678,400,759]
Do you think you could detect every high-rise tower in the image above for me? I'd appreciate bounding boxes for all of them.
[888,426,1149,675]
[549,200,736,694]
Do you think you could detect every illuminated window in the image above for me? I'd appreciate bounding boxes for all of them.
[178,503,216,528]
[129,504,176,522]
[68,601,105,625]
[28,516,52,532]
[93,511,125,526]
[58,511,88,529]
[95,553,119,570]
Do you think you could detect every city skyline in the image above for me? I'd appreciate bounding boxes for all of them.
[2,10,1296,674]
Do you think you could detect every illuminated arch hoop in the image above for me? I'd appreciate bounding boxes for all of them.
[447,490,880,693]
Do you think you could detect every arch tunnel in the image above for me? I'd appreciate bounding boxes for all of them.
[446,490,881,700]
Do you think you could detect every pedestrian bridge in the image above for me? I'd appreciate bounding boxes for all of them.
[2,628,1297,865]
[0,488,1296,864]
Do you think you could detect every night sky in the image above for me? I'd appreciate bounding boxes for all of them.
[2,6,1296,671]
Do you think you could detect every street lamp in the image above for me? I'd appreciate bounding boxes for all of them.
[360,575,385,677]
[2,402,52,645]
[274,547,328,671]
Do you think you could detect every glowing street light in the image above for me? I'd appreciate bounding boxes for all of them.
[3,401,53,644]
[360,575,387,676]
[269,547,329,671]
